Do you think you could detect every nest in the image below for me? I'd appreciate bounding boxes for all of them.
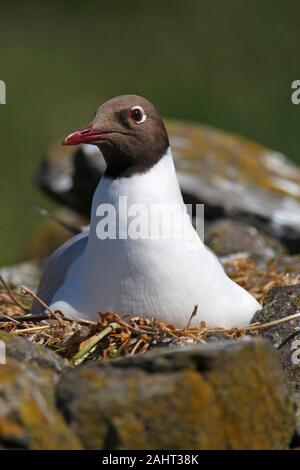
[0,256,300,366]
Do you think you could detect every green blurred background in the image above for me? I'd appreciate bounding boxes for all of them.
[0,0,299,265]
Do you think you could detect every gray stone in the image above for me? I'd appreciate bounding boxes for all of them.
[252,284,300,394]
[0,330,66,374]
[0,261,41,292]
[252,285,300,448]
[275,255,300,275]
[205,219,286,258]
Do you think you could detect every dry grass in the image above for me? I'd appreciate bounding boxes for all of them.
[0,255,299,366]
[223,256,300,302]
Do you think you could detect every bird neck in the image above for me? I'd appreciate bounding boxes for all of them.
[94,147,183,206]
[87,147,187,243]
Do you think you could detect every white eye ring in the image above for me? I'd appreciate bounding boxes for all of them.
[129,105,147,124]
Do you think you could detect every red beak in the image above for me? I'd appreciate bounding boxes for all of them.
[63,125,104,146]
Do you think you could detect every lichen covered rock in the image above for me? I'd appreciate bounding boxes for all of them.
[56,339,294,450]
[0,332,81,449]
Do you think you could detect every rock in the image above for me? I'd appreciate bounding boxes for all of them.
[0,261,41,292]
[56,339,294,450]
[205,219,286,258]
[0,332,81,449]
[35,144,105,216]
[292,395,300,448]
[251,284,300,446]
[36,120,300,252]
[0,331,66,374]
[204,332,231,343]
[252,284,300,394]
[0,417,30,449]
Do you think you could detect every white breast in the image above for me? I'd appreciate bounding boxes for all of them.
[50,148,260,327]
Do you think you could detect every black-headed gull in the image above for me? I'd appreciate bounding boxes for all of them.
[33,95,260,327]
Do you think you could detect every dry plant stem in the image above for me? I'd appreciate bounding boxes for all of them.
[185,305,198,329]
[8,313,49,322]
[0,275,29,312]
[201,311,300,335]
[111,315,143,334]
[240,311,300,331]
[12,325,50,335]
[140,343,150,354]
[71,322,119,366]
[117,338,131,354]
[160,325,186,341]
[183,332,205,343]
[130,337,145,355]
[0,314,21,324]
[20,285,64,325]
[74,317,97,325]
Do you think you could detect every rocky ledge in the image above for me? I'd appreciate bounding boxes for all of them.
[0,332,295,450]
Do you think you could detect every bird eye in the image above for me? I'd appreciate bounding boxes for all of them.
[129,106,146,124]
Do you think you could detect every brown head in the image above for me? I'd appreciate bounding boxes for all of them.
[63,95,169,178]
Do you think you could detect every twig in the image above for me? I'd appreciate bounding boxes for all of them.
[130,337,145,355]
[20,286,64,325]
[0,314,21,324]
[12,325,50,335]
[105,313,142,334]
[235,311,300,332]
[139,342,150,354]
[4,313,49,322]
[71,322,120,366]
[74,317,97,325]
[185,305,198,329]
[203,311,300,335]
[0,275,29,312]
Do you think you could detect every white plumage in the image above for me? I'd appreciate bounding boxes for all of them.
[36,148,261,327]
